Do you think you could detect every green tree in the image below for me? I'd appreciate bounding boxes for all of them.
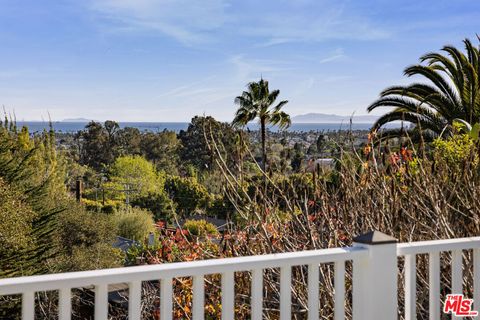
[0,178,36,275]
[165,176,211,217]
[368,38,480,139]
[179,116,237,171]
[0,121,120,277]
[291,143,305,172]
[233,78,291,171]
[109,155,162,198]
[141,130,180,173]
[78,121,121,170]
[118,127,142,155]
[131,192,176,222]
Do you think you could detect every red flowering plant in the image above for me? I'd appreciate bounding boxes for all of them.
[124,223,224,319]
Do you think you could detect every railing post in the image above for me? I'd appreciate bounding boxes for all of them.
[352,231,398,320]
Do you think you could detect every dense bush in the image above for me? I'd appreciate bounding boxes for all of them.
[131,191,176,222]
[0,178,36,274]
[113,207,156,241]
[164,175,212,216]
[50,205,123,272]
[183,219,219,237]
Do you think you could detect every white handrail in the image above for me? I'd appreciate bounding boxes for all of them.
[397,236,480,320]
[3,234,480,320]
[0,246,367,296]
[397,236,480,255]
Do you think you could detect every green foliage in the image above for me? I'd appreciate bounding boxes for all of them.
[109,155,162,197]
[0,122,122,277]
[82,198,123,213]
[206,195,234,219]
[179,116,238,171]
[0,178,36,253]
[0,123,64,276]
[233,78,291,170]
[140,130,180,173]
[117,127,142,155]
[432,134,478,168]
[113,207,156,241]
[165,175,212,216]
[78,121,181,173]
[291,143,305,172]
[131,192,176,222]
[50,204,123,272]
[368,38,480,139]
[471,123,480,141]
[0,178,37,274]
[78,120,120,170]
[183,219,219,237]
[453,119,480,142]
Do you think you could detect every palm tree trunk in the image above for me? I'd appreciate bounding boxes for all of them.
[261,119,267,172]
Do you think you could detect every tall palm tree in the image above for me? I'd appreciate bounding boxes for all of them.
[368,38,480,139]
[233,78,291,171]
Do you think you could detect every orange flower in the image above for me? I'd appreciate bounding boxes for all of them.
[363,144,372,156]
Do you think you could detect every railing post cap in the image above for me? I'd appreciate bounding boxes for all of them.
[353,230,397,245]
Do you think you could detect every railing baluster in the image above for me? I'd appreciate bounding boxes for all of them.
[59,288,71,320]
[451,250,463,295]
[334,261,345,320]
[251,269,263,320]
[129,281,142,320]
[308,264,319,320]
[22,291,34,320]
[94,284,108,320]
[280,266,291,320]
[352,256,362,320]
[221,271,234,320]
[429,252,440,320]
[475,249,480,312]
[193,275,204,320]
[161,278,173,320]
[404,254,416,320]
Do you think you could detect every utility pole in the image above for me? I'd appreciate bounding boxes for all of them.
[75,180,83,202]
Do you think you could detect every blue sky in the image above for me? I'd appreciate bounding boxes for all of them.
[0,0,479,122]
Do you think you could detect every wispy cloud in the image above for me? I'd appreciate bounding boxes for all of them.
[229,55,293,82]
[88,0,229,45]
[319,48,346,64]
[244,1,390,46]
[87,0,389,47]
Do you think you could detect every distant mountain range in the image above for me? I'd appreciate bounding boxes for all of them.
[291,113,378,123]
[57,114,378,124]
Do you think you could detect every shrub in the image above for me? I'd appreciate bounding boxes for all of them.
[206,195,234,219]
[82,198,122,213]
[131,191,176,222]
[432,134,478,169]
[183,219,219,237]
[164,176,212,216]
[51,203,123,272]
[114,207,156,241]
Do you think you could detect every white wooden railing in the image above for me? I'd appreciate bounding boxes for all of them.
[397,237,480,320]
[0,231,479,319]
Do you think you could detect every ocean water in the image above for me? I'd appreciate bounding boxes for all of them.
[14,121,374,133]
